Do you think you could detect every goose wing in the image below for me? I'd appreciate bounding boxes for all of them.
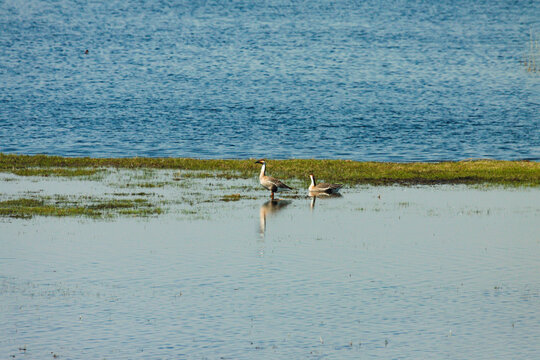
[263,176,293,190]
[314,182,343,191]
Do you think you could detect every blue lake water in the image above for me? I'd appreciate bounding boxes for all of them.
[0,0,539,161]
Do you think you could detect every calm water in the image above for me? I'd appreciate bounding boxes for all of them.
[0,0,539,161]
[1,172,540,358]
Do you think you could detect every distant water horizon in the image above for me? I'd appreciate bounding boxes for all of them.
[1,0,539,162]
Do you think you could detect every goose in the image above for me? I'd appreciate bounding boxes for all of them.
[254,159,292,199]
[308,174,343,194]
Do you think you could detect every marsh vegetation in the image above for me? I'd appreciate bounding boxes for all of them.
[1,154,539,186]
[0,154,538,219]
[0,196,161,219]
[523,30,539,73]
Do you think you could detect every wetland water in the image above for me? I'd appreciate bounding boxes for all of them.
[1,0,539,161]
[1,172,539,358]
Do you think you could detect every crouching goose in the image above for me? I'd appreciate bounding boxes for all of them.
[308,174,343,194]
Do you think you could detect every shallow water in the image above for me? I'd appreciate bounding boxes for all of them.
[1,174,539,359]
[1,0,539,161]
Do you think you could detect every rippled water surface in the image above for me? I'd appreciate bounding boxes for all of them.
[1,172,539,359]
[1,0,539,160]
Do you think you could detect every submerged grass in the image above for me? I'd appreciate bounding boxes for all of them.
[9,167,102,177]
[0,198,100,219]
[0,196,161,219]
[1,153,539,186]
[220,193,258,202]
[522,30,539,73]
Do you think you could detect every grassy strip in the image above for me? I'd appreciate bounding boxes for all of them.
[10,168,102,177]
[0,198,99,219]
[0,197,161,219]
[220,193,257,202]
[1,153,539,186]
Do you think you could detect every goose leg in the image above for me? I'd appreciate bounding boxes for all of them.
[271,192,274,200]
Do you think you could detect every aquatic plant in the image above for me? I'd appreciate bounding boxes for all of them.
[0,198,100,219]
[9,168,102,177]
[220,193,257,202]
[220,194,243,202]
[0,196,161,219]
[0,154,538,186]
[523,30,539,73]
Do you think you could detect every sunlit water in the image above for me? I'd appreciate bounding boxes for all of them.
[1,173,539,359]
[1,0,539,161]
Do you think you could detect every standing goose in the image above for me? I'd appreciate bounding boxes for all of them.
[254,159,293,199]
[308,174,343,194]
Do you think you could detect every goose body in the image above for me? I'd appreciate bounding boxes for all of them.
[255,159,292,199]
[309,174,343,194]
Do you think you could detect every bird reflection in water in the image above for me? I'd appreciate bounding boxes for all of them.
[259,199,292,236]
[309,191,343,210]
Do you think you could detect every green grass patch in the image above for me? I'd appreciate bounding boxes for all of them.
[0,198,100,219]
[88,199,146,210]
[0,196,161,219]
[219,193,257,202]
[1,153,539,186]
[118,208,163,216]
[109,181,171,189]
[180,209,199,215]
[220,193,242,202]
[134,182,170,188]
[109,192,156,196]
[9,167,102,177]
